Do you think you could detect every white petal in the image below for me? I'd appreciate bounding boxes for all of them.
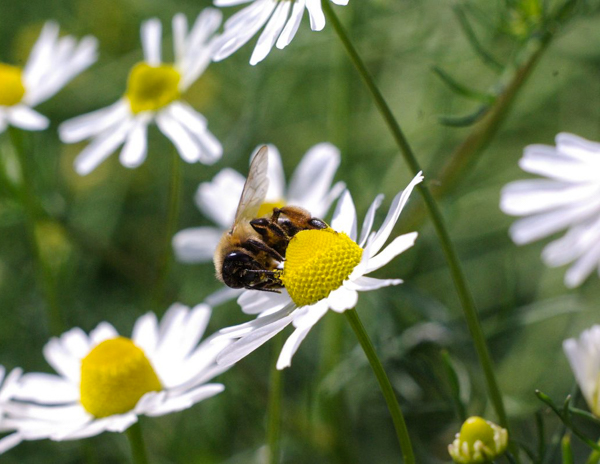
[7,106,49,131]
[331,190,357,240]
[557,132,600,162]
[276,325,312,370]
[519,145,600,183]
[144,384,224,417]
[141,19,162,65]
[173,227,223,263]
[237,288,292,315]
[59,100,130,143]
[42,338,80,384]
[214,0,253,5]
[205,287,244,307]
[89,322,119,345]
[156,112,201,163]
[287,142,342,217]
[0,433,22,455]
[345,276,402,291]
[542,216,600,267]
[250,1,291,65]
[196,168,245,228]
[291,300,329,329]
[331,0,349,4]
[132,312,159,359]
[23,22,59,89]
[73,117,134,175]
[258,144,285,201]
[305,0,326,31]
[173,14,188,64]
[327,286,358,313]
[119,115,149,168]
[276,0,307,49]
[366,232,418,273]
[369,172,423,255]
[15,373,79,404]
[359,194,384,247]
[564,241,600,288]
[216,314,294,366]
[216,303,295,338]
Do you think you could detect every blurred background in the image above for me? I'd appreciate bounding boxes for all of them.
[1,0,600,462]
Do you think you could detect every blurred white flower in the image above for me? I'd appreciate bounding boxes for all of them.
[500,133,600,288]
[0,367,23,455]
[563,325,600,417]
[174,142,344,263]
[59,10,223,175]
[214,172,422,370]
[0,304,231,453]
[212,0,349,65]
[0,22,97,133]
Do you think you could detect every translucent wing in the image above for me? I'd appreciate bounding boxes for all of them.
[233,145,270,225]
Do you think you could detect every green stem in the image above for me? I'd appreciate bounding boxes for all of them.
[322,0,509,430]
[344,309,415,463]
[8,127,62,335]
[267,333,284,464]
[585,439,600,464]
[126,422,150,464]
[152,148,182,312]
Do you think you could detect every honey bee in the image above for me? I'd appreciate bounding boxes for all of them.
[213,146,328,292]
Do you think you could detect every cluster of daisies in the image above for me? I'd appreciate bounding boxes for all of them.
[3,0,600,460]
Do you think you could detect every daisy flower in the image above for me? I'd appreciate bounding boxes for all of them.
[0,367,23,455]
[214,172,423,370]
[500,132,600,288]
[174,142,344,264]
[59,10,223,175]
[0,303,231,452]
[0,22,97,133]
[212,0,349,65]
[563,325,600,418]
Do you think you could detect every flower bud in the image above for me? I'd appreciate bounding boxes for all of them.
[448,416,508,463]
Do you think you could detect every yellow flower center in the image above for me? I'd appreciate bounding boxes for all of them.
[459,417,495,449]
[257,200,286,218]
[0,64,25,107]
[282,228,363,307]
[448,416,508,463]
[80,337,162,418]
[125,62,181,114]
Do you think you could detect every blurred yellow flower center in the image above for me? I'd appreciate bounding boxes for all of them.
[257,200,286,218]
[282,228,362,307]
[448,416,508,463]
[459,417,495,449]
[125,62,181,114]
[0,64,25,107]
[80,337,161,418]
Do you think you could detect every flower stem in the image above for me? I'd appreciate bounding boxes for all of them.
[322,0,509,430]
[344,308,415,463]
[152,147,182,312]
[8,127,62,335]
[267,332,284,464]
[126,421,150,464]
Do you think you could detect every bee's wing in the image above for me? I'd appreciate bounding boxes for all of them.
[233,145,270,225]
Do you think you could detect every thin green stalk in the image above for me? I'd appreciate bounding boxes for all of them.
[586,439,600,464]
[322,0,509,430]
[267,333,284,464]
[344,309,415,463]
[8,127,62,335]
[126,422,150,464]
[152,148,182,311]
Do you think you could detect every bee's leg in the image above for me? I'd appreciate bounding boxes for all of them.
[243,238,285,262]
[244,269,283,292]
[250,218,291,256]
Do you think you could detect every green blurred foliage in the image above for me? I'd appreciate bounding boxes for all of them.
[1,0,600,462]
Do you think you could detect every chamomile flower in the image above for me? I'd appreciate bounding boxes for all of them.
[0,22,97,133]
[0,367,23,455]
[500,133,600,288]
[214,172,423,370]
[563,325,600,418]
[448,416,508,464]
[59,10,223,175]
[174,142,344,264]
[212,0,349,65]
[0,304,231,452]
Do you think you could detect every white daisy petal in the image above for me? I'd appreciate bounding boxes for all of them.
[563,326,600,415]
[259,145,285,201]
[42,338,80,384]
[305,0,326,31]
[0,434,22,454]
[370,172,423,255]
[250,1,291,65]
[327,287,358,313]
[276,325,312,370]
[215,0,254,5]
[23,22,60,87]
[196,168,246,228]
[59,100,130,143]
[359,194,384,247]
[366,232,418,273]
[156,111,201,163]
[331,0,349,4]
[173,14,188,65]
[15,373,79,404]
[276,0,307,49]
[172,226,223,263]
[141,19,162,65]
[131,312,159,358]
[345,276,402,291]
[205,287,244,307]
[564,241,600,288]
[144,384,224,417]
[331,190,357,240]
[89,322,119,345]
[119,115,149,168]
[7,106,49,131]
[237,288,291,314]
